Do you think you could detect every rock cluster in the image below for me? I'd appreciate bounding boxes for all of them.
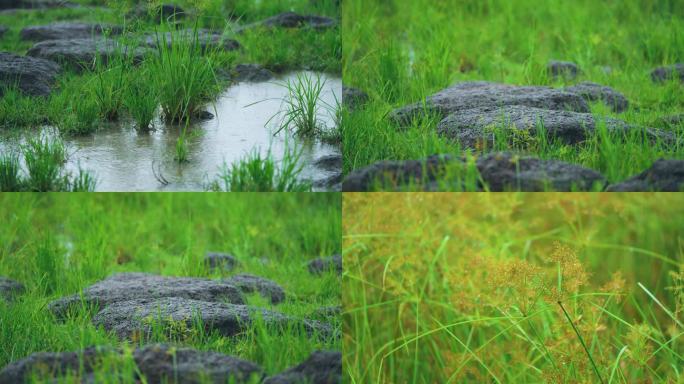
[0,344,341,384]
[342,153,684,192]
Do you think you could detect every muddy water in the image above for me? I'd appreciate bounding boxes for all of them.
[3,71,341,191]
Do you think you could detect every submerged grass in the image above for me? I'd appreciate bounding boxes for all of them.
[208,143,311,192]
[342,0,684,185]
[0,194,341,381]
[343,193,684,383]
[0,135,96,192]
[273,72,332,137]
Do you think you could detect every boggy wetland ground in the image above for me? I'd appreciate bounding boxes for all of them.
[0,193,342,383]
[343,193,684,383]
[0,0,341,192]
[341,0,684,191]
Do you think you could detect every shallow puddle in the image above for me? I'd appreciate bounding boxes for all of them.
[2,71,341,191]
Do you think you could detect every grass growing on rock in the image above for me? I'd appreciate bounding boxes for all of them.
[0,193,341,381]
[342,0,684,186]
[343,193,684,383]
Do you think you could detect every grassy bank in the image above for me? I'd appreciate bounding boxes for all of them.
[342,0,683,185]
[0,193,341,381]
[343,193,683,383]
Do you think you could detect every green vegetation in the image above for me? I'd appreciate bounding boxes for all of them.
[148,27,223,123]
[0,193,341,381]
[342,0,684,185]
[273,72,333,138]
[208,144,311,192]
[343,193,684,383]
[0,136,96,191]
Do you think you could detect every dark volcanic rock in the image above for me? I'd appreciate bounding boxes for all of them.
[133,344,263,384]
[239,12,336,33]
[0,276,24,301]
[48,272,245,318]
[263,350,342,384]
[436,105,637,149]
[0,52,61,96]
[205,252,238,272]
[143,29,241,52]
[390,81,589,126]
[547,60,580,80]
[312,306,341,320]
[232,63,274,82]
[341,155,460,192]
[650,63,684,83]
[476,152,606,191]
[20,22,122,42]
[314,172,343,192]
[606,159,684,191]
[308,254,342,275]
[564,82,629,112]
[224,274,286,304]
[0,346,116,384]
[0,344,263,384]
[658,113,684,127]
[342,86,368,110]
[314,154,342,171]
[26,38,151,72]
[128,3,185,23]
[343,152,606,191]
[92,297,332,340]
[0,0,77,10]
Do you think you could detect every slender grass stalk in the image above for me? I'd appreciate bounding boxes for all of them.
[558,300,605,384]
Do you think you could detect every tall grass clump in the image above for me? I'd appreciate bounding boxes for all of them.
[147,26,221,122]
[343,193,684,383]
[48,77,100,135]
[0,136,97,191]
[88,53,131,121]
[208,145,311,192]
[22,135,66,191]
[0,154,21,191]
[273,73,332,137]
[123,68,159,131]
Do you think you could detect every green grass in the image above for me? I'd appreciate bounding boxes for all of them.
[272,72,334,138]
[0,135,97,191]
[122,68,158,131]
[208,144,311,192]
[147,25,223,123]
[0,193,341,382]
[174,129,190,163]
[343,193,684,383]
[342,0,684,187]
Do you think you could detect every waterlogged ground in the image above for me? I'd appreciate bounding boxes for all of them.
[1,71,341,191]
